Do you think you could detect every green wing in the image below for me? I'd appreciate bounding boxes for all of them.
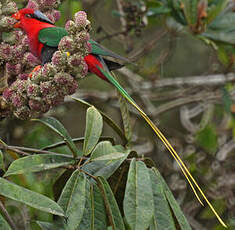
[89,39,131,63]
[39,27,68,47]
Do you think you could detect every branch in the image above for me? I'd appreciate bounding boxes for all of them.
[140,73,235,89]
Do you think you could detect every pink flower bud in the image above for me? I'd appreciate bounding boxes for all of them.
[58,36,74,52]
[65,20,76,34]
[0,16,16,30]
[18,74,29,80]
[51,10,61,22]
[69,55,82,67]
[12,94,24,108]
[29,99,43,111]
[14,107,31,120]
[6,63,21,75]
[27,0,39,10]
[3,88,13,101]
[24,53,40,67]
[74,11,87,27]
[52,51,66,66]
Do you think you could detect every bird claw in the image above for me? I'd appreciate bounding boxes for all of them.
[29,65,42,78]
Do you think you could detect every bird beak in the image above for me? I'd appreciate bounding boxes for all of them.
[11,12,21,28]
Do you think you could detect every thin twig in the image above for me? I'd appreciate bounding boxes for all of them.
[0,145,30,156]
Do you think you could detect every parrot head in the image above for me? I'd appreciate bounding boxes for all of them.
[12,8,54,29]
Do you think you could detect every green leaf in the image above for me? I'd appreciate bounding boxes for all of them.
[82,142,129,178]
[0,178,64,216]
[58,170,88,229]
[33,117,81,157]
[91,152,126,161]
[152,168,192,230]
[217,45,230,66]
[196,124,218,153]
[200,199,226,220]
[91,184,107,230]
[147,6,171,16]
[222,87,233,114]
[72,97,127,144]
[83,106,103,156]
[4,154,75,177]
[77,184,92,230]
[0,213,12,230]
[203,12,235,44]
[97,177,125,230]
[36,219,67,230]
[206,0,228,24]
[0,150,5,172]
[181,0,198,25]
[123,159,154,230]
[149,169,176,230]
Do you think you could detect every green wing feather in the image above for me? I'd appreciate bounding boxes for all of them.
[39,27,68,47]
[97,60,227,228]
[89,39,131,63]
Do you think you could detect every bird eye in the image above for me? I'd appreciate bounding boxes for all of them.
[25,14,32,18]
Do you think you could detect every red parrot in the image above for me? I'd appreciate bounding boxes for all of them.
[11,8,226,227]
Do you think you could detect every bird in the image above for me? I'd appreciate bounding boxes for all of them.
[11,8,226,227]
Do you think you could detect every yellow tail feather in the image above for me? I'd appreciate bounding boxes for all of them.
[101,69,227,228]
[127,99,227,228]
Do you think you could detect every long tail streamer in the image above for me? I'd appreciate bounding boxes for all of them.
[98,67,227,228]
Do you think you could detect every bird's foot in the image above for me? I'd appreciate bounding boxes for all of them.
[29,65,42,78]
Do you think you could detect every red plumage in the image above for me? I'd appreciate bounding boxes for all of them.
[12,8,111,81]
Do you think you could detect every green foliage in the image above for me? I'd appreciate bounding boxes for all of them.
[33,117,82,157]
[196,124,218,153]
[0,107,191,229]
[146,0,235,68]
[200,199,226,220]
[83,106,103,155]
[124,159,154,230]
[0,213,11,230]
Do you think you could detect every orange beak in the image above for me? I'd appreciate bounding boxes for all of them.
[11,12,21,28]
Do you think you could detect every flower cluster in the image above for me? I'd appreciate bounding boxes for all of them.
[0,0,90,119]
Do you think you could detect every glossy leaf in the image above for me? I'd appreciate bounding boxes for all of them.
[0,178,64,216]
[83,141,129,178]
[83,106,103,156]
[33,117,81,157]
[149,169,176,230]
[58,170,88,229]
[97,177,125,230]
[72,97,127,144]
[4,154,75,177]
[91,152,125,161]
[123,159,154,230]
[0,213,11,230]
[153,168,192,230]
[91,184,107,230]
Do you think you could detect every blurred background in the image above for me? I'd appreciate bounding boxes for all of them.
[2,0,235,229]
